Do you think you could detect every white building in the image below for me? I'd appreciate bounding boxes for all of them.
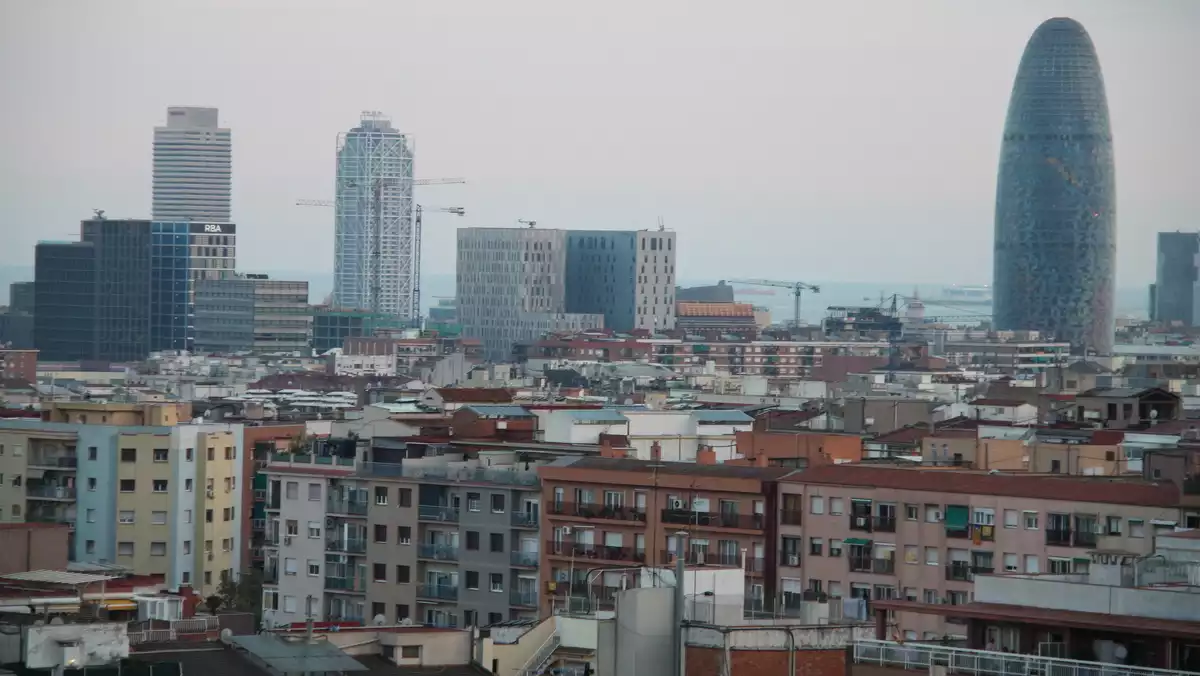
[152,107,232,223]
[967,398,1038,424]
[538,409,754,462]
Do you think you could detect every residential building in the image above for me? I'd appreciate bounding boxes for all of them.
[310,306,407,354]
[420,387,515,413]
[537,456,790,616]
[564,229,676,332]
[194,275,311,354]
[1073,386,1181,429]
[777,464,1182,639]
[966,398,1038,424]
[0,522,70,574]
[333,112,416,318]
[152,106,232,223]
[653,339,891,380]
[993,18,1115,353]
[1155,231,1200,327]
[0,348,37,382]
[538,409,755,462]
[942,340,1070,375]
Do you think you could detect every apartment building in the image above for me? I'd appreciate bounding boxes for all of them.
[775,465,1182,639]
[537,456,790,615]
[653,339,890,379]
[0,406,245,597]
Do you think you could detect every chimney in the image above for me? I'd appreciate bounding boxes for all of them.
[697,446,717,465]
[650,440,662,461]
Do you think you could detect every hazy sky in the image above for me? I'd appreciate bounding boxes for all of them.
[2,0,1197,290]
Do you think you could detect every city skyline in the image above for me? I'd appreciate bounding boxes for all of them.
[2,1,1196,292]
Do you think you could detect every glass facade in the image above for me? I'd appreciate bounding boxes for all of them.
[81,220,153,362]
[151,221,192,351]
[33,242,97,361]
[993,17,1116,354]
[1154,232,1200,327]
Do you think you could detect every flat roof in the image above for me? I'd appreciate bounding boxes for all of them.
[228,633,367,673]
[553,456,793,480]
[2,570,117,585]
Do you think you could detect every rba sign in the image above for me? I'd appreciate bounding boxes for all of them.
[203,224,223,233]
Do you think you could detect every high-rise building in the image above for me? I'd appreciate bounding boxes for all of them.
[993,18,1116,354]
[8,282,34,315]
[1153,232,1200,326]
[333,112,416,319]
[194,274,311,354]
[81,219,154,362]
[150,221,237,352]
[457,228,604,360]
[33,241,96,361]
[564,230,677,332]
[152,107,232,223]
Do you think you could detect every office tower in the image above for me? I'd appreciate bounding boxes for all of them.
[194,275,311,354]
[8,282,35,315]
[993,18,1116,354]
[34,242,97,361]
[81,219,154,361]
[0,281,36,349]
[152,107,232,223]
[458,228,604,360]
[1153,232,1200,326]
[151,221,238,352]
[565,230,677,332]
[333,112,416,318]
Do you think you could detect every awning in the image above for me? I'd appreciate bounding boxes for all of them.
[1150,519,1177,526]
[945,505,969,529]
[844,537,872,546]
[1073,557,1090,563]
[100,600,136,611]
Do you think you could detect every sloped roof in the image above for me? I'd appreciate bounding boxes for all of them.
[676,302,755,318]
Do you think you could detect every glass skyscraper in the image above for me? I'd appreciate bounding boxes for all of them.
[993,17,1116,354]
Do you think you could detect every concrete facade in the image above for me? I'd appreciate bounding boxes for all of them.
[264,466,346,625]
[153,106,232,223]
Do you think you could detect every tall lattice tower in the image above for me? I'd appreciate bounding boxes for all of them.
[333,111,415,317]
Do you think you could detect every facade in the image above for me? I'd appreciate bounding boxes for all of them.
[151,221,238,352]
[777,465,1181,640]
[675,302,757,333]
[33,242,97,361]
[194,275,311,354]
[311,306,408,353]
[942,341,1070,375]
[8,282,34,315]
[152,106,232,223]
[654,339,891,379]
[457,228,604,360]
[1154,231,1200,326]
[81,219,153,362]
[0,348,37,382]
[564,230,676,332]
[993,18,1116,354]
[333,112,416,318]
[194,277,255,353]
[0,523,70,574]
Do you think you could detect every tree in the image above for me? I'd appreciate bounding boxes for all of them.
[218,570,264,616]
[205,595,223,614]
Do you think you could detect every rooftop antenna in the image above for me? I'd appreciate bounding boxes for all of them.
[519,219,537,228]
[93,209,105,220]
[658,216,665,231]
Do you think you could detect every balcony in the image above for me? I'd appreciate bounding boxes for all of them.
[1073,530,1098,548]
[26,485,76,501]
[849,556,872,573]
[872,558,896,574]
[27,455,78,470]
[945,562,972,582]
[849,515,873,532]
[326,537,367,554]
[1046,528,1072,546]
[550,502,645,523]
[511,551,539,567]
[511,511,539,529]
[661,509,763,531]
[510,590,538,608]
[418,505,459,523]
[970,564,994,576]
[325,576,366,593]
[263,567,279,584]
[417,544,459,562]
[872,515,897,533]
[1184,477,1200,495]
[780,510,803,526]
[747,557,766,574]
[972,524,996,542]
[417,584,458,601]
[327,498,368,516]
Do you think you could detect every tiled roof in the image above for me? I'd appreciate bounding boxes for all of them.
[558,456,792,480]
[781,464,1180,507]
[435,388,514,403]
[676,302,755,318]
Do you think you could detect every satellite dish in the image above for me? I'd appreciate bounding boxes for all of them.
[400,617,413,626]
[373,614,386,626]
[220,628,233,640]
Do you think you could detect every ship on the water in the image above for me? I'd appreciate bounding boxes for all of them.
[927,284,993,306]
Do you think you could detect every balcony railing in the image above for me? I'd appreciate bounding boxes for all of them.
[417,584,458,601]
[326,538,367,554]
[548,541,644,563]
[872,516,897,533]
[511,551,539,567]
[417,544,459,561]
[1183,477,1200,495]
[852,639,1190,676]
[511,511,539,529]
[417,505,459,523]
[849,556,872,573]
[550,502,646,523]
[661,509,764,530]
[970,564,994,576]
[945,525,970,539]
[780,510,803,526]
[26,485,76,500]
[263,568,279,584]
[325,576,367,593]
[1073,530,1098,548]
[28,456,78,469]
[327,498,368,516]
[849,515,873,532]
[510,590,538,607]
[945,562,972,582]
[872,558,896,574]
[1045,528,1072,546]
[360,461,537,487]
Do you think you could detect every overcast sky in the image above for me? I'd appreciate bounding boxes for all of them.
[1,0,1197,290]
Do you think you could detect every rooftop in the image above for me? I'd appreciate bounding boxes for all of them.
[550,456,793,480]
[460,404,535,419]
[970,398,1031,407]
[1078,386,1171,399]
[691,410,754,424]
[560,409,629,424]
[676,302,755,318]
[434,387,514,403]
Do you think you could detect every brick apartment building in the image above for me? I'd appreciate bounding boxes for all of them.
[0,348,37,382]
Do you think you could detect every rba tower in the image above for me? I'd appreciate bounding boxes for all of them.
[333,111,416,318]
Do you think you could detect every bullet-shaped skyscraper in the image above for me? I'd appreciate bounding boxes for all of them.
[993,18,1116,354]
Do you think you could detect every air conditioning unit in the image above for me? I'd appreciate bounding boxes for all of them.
[206,488,215,499]
[326,517,335,528]
[283,535,293,545]
[788,554,800,566]
[671,499,686,509]
[855,516,868,528]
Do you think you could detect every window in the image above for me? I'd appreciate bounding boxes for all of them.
[829,538,843,557]
[490,533,504,553]
[905,504,919,521]
[1004,510,1019,528]
[308,521,321,538]
[398,488,412,507]
[924,547,939,566]
[225,446,235,460]
[466,531,480,550]
[1048,557,1071,574]
[1129,519,1145,538]
[307,483,321,501]
[809,537,824,556]
[86,508,96,523]
[488,612,502,625]
[285,482,298,500]
[120,479,135,492]
[1023,511,1039,530]
[223,538,233,551]
[86,540,95,553]
[206,447,214,461]
[152,511,167,525]
[923,589,938,604]
[401,645,422,659]
[375,486,389,506]
[925,504,940,522]
[88,447,98,461]
[153,480,168,493]
[466,571,479,589]
[283,596,296,613]
[205,540,213,553]
[489,573,503,592]
[185,448,193,461]
[904,545,919,565]
[185,478,192,491]
[904,587,918,602]
[286,519,298,535]
[398,526,411,544]
[184,509,192,523]
[370,524,386,543]
[118,542,134,556]
[88,477,97,491]
[223,507,234,521]
[396,565,410,583]
[829,497,844,515]
[1024,555,1040,574]
[948,591,968,606]
[153,449,169,462]
[1106,515,1122,535]
[810,496,825,515]
[467,492,481,512]
[121,448,137,463]
[491,494,505,513]
[204,571,212,585]
[396,604,409,621]
[150,542,167,556]
[284,558,297,575]
[464,609,477,627]
[184,541,191,554]
[1003,553,1018,572]
[119,511,135,524]
[206,509,214,523]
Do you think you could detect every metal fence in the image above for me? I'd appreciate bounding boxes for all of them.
[852,639,1189,676]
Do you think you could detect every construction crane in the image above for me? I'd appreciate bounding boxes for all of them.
[730,279,821,328]
[412,205,465,320]
[295,177,465,208]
